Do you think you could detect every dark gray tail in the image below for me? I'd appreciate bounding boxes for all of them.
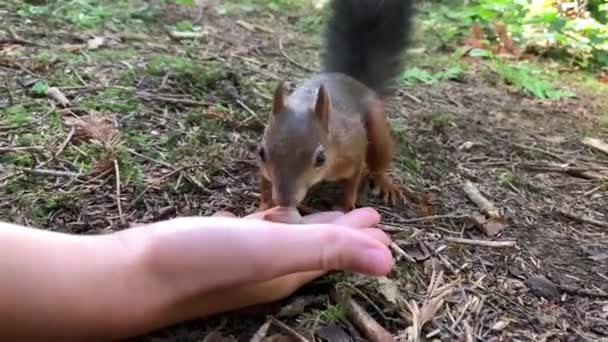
[322,0,415,94]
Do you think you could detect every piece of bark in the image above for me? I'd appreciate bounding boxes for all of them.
[470,212,508,236]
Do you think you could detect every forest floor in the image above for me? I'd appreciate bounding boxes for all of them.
[1,0,608,341]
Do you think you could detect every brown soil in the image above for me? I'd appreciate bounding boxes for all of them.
[1,1,607,341]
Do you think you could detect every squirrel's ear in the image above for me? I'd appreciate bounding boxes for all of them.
[314,84,330,131]
[272,82,287,116]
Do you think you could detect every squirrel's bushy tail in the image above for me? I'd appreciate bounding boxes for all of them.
[322,0,414,94]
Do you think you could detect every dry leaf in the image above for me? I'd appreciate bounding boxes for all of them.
[64,113,120,146]
[376,276,402,306]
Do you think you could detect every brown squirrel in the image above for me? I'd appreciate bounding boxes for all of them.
[256,0,415,213]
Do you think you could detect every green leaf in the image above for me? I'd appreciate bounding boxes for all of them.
[468,48,494,58]
[31,81,49,95]
[175,19,193,32]
[175,0,194,4]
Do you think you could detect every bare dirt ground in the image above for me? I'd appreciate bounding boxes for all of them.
[1,1,608,341]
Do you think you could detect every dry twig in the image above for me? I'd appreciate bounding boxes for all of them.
[332,289,395,342]
[269,317,310,342]
[390,242,417,264]
[582,137,608,156]
[278,36,315,73]
[443,236,516,248]
[114,159,125,226]
[250,317,272,342]
[556,209,608,229]
[462,181,500,218]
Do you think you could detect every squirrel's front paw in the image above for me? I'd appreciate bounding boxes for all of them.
[370,174,409,206]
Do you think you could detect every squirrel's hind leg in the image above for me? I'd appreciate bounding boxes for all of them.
[364,99,412,206]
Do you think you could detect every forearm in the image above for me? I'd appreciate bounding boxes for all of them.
[0,222,175,341]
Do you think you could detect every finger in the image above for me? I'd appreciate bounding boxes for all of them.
[358,228,392,246]
[301,211,344,224]
[212,210,236,218]
[331,207,381,228]
[254,222,394,277]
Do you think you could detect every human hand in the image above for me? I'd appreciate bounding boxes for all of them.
[179,209,392,317]
[137,207,393,298]
[139,206,394,320]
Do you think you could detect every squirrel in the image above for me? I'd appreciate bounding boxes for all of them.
[256,0,415,213]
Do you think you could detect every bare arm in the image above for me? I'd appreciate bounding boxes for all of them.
[0,208,391,341]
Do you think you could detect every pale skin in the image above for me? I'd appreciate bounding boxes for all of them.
[0,206,393,341]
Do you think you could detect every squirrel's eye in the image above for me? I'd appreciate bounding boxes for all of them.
[258,147,266,162]
[314,150,326,167]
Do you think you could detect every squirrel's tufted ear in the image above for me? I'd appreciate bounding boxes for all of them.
[314,84,330,132]
[272,81,287,117]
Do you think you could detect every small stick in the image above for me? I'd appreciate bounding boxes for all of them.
[333,292,396,342]
[168,31,206,39]
[278,35,316,73]
[250,317,272,342]
[114,159,125,226]
[559,285,608,299]
[0,146,46,154]
[462,180,500,218]
[2,165,81,178]
[269,317,310,342]
[400,213,469,224]
[582,137,608,156]
[390,242,417,263]
[556,209,608,229]
[443,236,516,248]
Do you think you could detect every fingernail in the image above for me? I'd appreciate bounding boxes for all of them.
[364,248,392,274]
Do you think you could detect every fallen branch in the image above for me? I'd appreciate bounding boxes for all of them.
[269,317,310,342]
[559,285,608,299]
[250,317,272,342]
[0,146,46,154]
[168,31,206,39]
[556,209,608,229]
[462,180,500,218]
[582,137,608,156]
[332,289,395,342]
[462,181,507,235]
[1,165,81,178]
[443,236,516,248]
[519,163,607,180]
[390,242,417,264]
